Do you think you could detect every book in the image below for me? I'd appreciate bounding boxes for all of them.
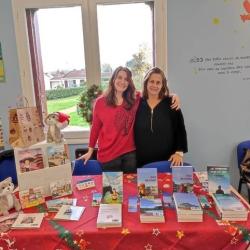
[47,144,70,167]
[50,179,72,199]
[19,186,45,209]
[0,212,20,233]
[140,198,165,223]
[162,192,175,209]
[128,196,138,212]
[97,204,122,228]
[92,192,102,206]
[76,178,95,190]
[198,195,211,209]
[54,205,85,221]
[17,148,44,173]
[46,198,77,212]
[137,168,158,198]
[102,172,123,204]
[207,166,230,194]
[11,213,44,229]
[172,166,193,193]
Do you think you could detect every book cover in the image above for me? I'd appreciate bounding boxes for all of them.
[92,193,102,206]
[140,198,165,223]
[47,144,70,168]
[17,148,44,173]
[76,178,95,190]
[102,172,123,204]
[172,166,193,193]
[162,192,175,209]
[137,168,158,197]
[207,166,230,194]
[50,179,72,199]
[97,203,122,228]
[12,213,44,229]
[128,196,138,212]
[19,186,45,209]
[54,205,85,221]
[173,192,202,212]
[46,198,77,212]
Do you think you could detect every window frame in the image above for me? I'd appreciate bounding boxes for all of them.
[11,0,167,140]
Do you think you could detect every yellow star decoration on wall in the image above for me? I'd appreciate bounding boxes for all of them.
[121,228,130,235]
[176,230,184,239]
[212,18,220,25]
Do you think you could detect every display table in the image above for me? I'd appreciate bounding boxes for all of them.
[0,173,250,250]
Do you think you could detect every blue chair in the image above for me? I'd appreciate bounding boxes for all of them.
[142,160,192,173]
[0,149,18,185]
[72,159,102,175]
[236,140,250,202]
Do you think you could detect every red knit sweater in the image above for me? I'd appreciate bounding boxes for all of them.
[89,93,140,163]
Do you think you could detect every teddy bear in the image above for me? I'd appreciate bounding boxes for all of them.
[0,177,21,216]
[45,112,70,143]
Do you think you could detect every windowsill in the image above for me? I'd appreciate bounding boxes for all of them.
[62,126,90,144]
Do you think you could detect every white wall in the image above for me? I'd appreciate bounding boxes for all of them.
[167,0,250,188]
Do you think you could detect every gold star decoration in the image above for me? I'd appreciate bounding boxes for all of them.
[144,243,153,250]
[152,228,160,236]
[212,18,220,25]
[121,228,130,235]
[176,230,184,239]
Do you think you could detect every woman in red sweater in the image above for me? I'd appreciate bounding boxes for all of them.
[80,66,179,173]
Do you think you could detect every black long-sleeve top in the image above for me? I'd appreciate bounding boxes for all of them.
[134,96,188,167]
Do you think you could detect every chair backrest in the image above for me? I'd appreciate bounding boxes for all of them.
[72,159,102,175]
[237,140,250,169]
[0,149,18,185]
[142,160,192,173]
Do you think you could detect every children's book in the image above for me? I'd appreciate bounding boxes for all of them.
[19,186,45,209]
[97,203,122,228]
[128,196,138,212]
[137,168,158,198]
[50,179,72,199]
[172,166,193,193]
[102,172,123,204]
[11,213,44,229]
[46,198,77,212]
[140,198,165,223]
[47,144,70,167]
[92,192,102,206]
[54,205,85,221]
[207,166,230,194]
[0,212,20,233]
[17,148,44,173]
[76,178,95,190]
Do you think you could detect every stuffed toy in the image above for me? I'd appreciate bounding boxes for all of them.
[0,177,21,216]
[45,112,70,143]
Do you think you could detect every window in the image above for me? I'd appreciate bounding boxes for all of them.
[12,0,167,140]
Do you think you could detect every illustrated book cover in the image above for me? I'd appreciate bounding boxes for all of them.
[50,179,72,199]
[54,205,85,221]
[92,192,102,206]
[207,166,230,194]
[137,168,158,197]
[102,172,123,204]
[172,166,193,193]
[19,186,45,209]
[46,198,77,212]
[47,144,70,167]
[11,213,44,229]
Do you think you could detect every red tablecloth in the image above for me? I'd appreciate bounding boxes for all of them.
[0,173,250,250]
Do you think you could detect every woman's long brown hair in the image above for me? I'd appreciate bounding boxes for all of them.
[105,66,136,110]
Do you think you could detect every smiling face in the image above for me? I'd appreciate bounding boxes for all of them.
[146,73,163,98]
[113,70,129,94]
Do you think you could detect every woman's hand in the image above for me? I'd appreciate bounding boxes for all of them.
[168,152,183,166]
[78,148,94,165]
[170,94,180,110]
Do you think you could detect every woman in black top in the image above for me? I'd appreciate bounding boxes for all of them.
[134,67,187,167]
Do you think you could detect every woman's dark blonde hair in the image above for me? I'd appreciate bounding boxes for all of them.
[105,66,136,110]
[142,67,169,99]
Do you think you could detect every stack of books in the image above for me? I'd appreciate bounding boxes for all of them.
[173,192,203,222]
[97,203,122,228]
[139,198,165,223]
[212,193,248,221]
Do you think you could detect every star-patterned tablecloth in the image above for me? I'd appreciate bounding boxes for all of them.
[0,173,250,250]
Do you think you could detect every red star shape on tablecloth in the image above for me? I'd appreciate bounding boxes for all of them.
[152,228,160,236]
[144,243,153,250]
[176,230,184,239]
